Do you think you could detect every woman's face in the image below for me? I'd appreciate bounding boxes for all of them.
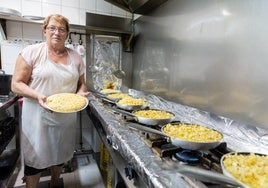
[44,18,68,47]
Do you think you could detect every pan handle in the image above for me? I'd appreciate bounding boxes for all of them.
[111,107,135,117]
[88,89,107,98]
[126,122,168,137]
[177,165,248,188]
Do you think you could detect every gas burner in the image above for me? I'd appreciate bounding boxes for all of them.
[153,143,182,157]
[174,150,204,164]
[142,132,182,157]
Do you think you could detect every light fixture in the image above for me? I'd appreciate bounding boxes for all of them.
[0,7,21,17]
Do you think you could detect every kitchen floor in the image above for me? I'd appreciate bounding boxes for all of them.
[9,152,106,188]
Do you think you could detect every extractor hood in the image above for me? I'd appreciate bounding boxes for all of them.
[104,0,168,15]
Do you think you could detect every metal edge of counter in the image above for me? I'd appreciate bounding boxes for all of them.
[86,104,146,188]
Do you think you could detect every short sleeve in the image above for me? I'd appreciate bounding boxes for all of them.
[20,43,46,67]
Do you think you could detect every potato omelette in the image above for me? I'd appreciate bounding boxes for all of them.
[46,93,87,113]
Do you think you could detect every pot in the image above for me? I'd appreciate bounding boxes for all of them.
[114,108,175,126]
[126,122,223,150]
[0,70,12,96]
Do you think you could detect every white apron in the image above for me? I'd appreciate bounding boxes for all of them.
[21,43,84,169]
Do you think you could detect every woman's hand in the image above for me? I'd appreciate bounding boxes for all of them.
[37,93,52,112]
[77,90,90,97]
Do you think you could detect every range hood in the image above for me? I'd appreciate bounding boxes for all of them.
[104,0,168,15]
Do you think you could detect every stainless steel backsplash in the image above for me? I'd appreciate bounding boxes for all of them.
[132,0,268,130]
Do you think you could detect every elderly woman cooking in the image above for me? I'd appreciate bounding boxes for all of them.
[11,14,89,188]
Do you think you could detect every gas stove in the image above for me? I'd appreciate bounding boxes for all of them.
[136,127,241,188]
[113,107,233,168]
[142,131,231,172]
[94,98,246,188]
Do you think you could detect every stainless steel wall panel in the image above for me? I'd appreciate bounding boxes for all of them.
[132,0,268,130]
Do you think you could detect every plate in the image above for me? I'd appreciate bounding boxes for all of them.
[221,152,268,188]
[46,93,88,113]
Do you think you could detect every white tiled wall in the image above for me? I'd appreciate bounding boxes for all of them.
[1,0,131,151]
[1,0,132,25]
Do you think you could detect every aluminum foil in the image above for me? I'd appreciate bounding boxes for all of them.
[88,88,268,187]
[91,36,122,90]
[89,98,193,188]
[127,89,268,154]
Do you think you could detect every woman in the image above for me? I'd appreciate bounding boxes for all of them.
[11,14,89,188]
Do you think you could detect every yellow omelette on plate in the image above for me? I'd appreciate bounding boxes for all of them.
[46,93,88,113]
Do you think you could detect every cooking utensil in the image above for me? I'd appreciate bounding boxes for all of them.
[221,152,267,188]
[89,35,100,73]
[76,34,85,57]
[115,108,175,126]
[66,34,74,50]
[126,122,245,187]
[115,98,148,111]
[89,88,106,96]
[175,164,247,188]
[0,70,12,96]
[126,122,223,150]
[126,122,168,136]
[162,122,223,150]
[113,37,125,79]
[106,93,131,101]
[116,102,148,111]
[88,88,118,104]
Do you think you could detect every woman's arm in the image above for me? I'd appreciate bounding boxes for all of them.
[76,74,90,97]
[11,54,48,107]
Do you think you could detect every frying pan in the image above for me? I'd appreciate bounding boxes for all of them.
[173,164,247,187]
[126,122,223,150]
[162,122,223,150]
[220,152,267,188]
[114,108,175,126]
[89,89,119,103]
[115,100,148,111]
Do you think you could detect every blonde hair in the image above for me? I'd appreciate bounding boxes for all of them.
[42,14,70,32]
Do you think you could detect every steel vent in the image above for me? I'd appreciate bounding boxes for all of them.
[104,0,168,15]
